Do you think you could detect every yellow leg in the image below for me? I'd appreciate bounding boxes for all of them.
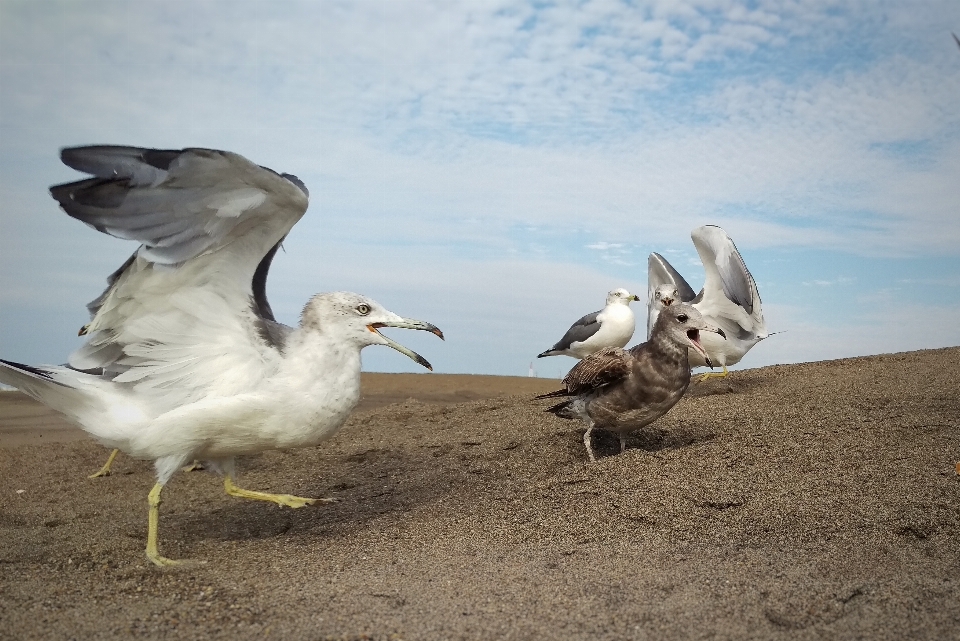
[223,475,332,508]
[146,482,181,567]
[698,365,729,383]
[89,449,120,478]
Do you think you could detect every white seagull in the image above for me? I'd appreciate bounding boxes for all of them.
[647,225,768,381]
[0,146,443,566]
[537,288,641,360]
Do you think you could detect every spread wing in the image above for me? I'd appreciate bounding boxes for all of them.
[561,347,632,395]
[54,145,309,407]
[690,225,766,337]
[646,253,696,339]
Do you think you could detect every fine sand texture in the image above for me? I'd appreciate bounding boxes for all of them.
[1,351,958,640]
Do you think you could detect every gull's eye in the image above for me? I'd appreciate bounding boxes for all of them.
[677,314,688,323]
[356,304,371,316]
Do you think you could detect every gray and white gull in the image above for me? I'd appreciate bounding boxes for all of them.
[0,145,443,566]
[537,288,641,359]
[648,225,767,381]
[538,303,724,462]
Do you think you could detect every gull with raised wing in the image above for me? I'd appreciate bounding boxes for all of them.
[0,146,443,566]
[648,225,767,381]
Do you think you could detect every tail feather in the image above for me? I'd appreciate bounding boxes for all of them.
[534,388,569,400]
[0,359,66,386]
[534,387,576,416]
[0,359,96,424]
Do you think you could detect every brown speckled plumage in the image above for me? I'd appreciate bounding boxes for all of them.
[539,303,723,461]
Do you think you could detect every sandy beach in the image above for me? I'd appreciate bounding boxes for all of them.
[1,350,958,640]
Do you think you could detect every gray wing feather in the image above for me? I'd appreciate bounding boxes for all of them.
[647,253,696,302]
[57,145,308,380]
[692,225,756,314]
[547,311,601,353]
[646,253,696,339]
[60,145,180,186]
[84,252,136,321]
[50,146,308,266]
[251,239,295,351]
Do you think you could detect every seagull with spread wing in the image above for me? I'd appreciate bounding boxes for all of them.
[0,146,443,566]
[647,225,768,381]
[538,303,724,462]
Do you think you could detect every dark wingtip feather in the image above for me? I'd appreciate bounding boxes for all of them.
[281,173,309,197]
[59,145,181,175]
[0,358,57,381]
[252,240,283,322]
[535,388,569,400]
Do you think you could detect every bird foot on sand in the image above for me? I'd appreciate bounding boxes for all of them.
[145,551,207,568]
[88,449,120,478]
[697,366,729,383]
[223,477,334,508]
[146,551,183,567]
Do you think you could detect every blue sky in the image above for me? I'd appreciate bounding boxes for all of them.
[1,0,958,377]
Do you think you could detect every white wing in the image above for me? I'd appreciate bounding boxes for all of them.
[54,146,309,409]
[646,252,696,339]
[690,225,766,337]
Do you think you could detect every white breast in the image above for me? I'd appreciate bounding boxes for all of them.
[569,304,636,358]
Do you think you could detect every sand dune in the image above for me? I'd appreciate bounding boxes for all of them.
[1,349,958,640]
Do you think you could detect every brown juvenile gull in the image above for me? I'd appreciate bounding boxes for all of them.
[537,288,641,359]
[538,303,724,462]
[0,145,443,566]
[648,225,768,381]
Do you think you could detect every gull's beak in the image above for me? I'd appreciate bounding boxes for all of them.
[368,319,444,371]
[662,297,674,307]
[631,295,641,302]
[686,321,724,368]
[685,328,710,366]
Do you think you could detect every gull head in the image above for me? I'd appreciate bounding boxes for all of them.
[656,303,725,367]
[652,284,679,308]
[606,287,641,306]
[301,292,444,370]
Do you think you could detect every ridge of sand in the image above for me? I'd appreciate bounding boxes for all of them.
[1,349,958,640]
